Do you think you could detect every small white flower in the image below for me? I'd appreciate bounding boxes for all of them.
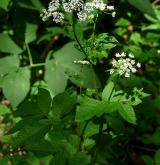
[106,5,114,10]
[128,53,134,58]
[110,69,115,74]
[121,52,126,57]
[63,3,72,12]
[84,2,95,13]
[115,53,121,57]
[77,11,87,21]
[131,60,135,65]
[52,12,64,23]
[137,62,141,68]
[110,52,141,77]
[111,11,116,18]
[125,72,130,77]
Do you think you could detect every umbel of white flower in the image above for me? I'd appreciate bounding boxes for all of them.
[110,52,141,78]
[40,0,115,23]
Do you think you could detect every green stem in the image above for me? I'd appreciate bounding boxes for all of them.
[92,14,98,37]
[90,117,104,165]
[25,43,33,66]
[72,16,87,57]
[78,120,89,151]
[28,63,45,68]
[25,43,45,68]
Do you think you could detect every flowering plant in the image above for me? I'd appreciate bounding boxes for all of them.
[1,0,159,165]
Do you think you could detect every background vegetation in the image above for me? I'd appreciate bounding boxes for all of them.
[0,0,160,165]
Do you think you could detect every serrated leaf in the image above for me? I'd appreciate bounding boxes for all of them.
[38,88,52,114]
[13,119,52,147]
[45,60,68,96]
[0,34,22,54]
[2,67,30,108]
[76,97,118,121]
[76,97,100,121]
[102,81,114,101]
[0,55,19,76]
[127,0,155,18]
[118,103,136,124]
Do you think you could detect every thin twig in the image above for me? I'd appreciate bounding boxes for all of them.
[152,0,160,5]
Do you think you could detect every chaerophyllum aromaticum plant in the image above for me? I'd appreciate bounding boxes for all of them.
[0,0,151,165]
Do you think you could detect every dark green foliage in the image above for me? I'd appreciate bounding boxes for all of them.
[0,0,160,165]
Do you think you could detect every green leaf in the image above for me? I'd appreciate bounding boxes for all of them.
[26,140,56,156]
[0,0,10,10]
[76,97,118,121]
[13,119,52,147]
[118,103,136,124]
[155,150,160,165]
[127,0,155,18]
[76,97,100,121]
[2,67,30,108]
[53,42,100,88]
[69,152,91,165]
[25,22,38,43]
[52,92,77,116]
[0,104,10,115]
[0,157,10,165]
[37,88,52,114]
[141,155,154,165]
[14,97,43,117]
[0,34,22,54]
[9,114,43,134]
[45,60,68,96]
[0,55,19,75]
[49,153,67,165]
[102,81,114,101]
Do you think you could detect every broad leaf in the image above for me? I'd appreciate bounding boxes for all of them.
[9,114,43,134]
[45,60,68,96]
[102,81,114,101]
[0,34,22,54]
[76,97,118,121]
[69,152,91,165]
[127,0,155,18]
[13,119,52,147]
[0,55,19,75]
[2,67,30,107]
[118,103,136,124]
[52,92,77,116]
[38,88,52,114]
[53,42,100,88]
[26,140,56,156]
[0,0,10,10]
[25,22,38,43]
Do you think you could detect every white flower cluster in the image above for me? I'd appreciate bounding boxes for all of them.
[73,60,90,65]
[110,52,141,77]
[40,0,115,23]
